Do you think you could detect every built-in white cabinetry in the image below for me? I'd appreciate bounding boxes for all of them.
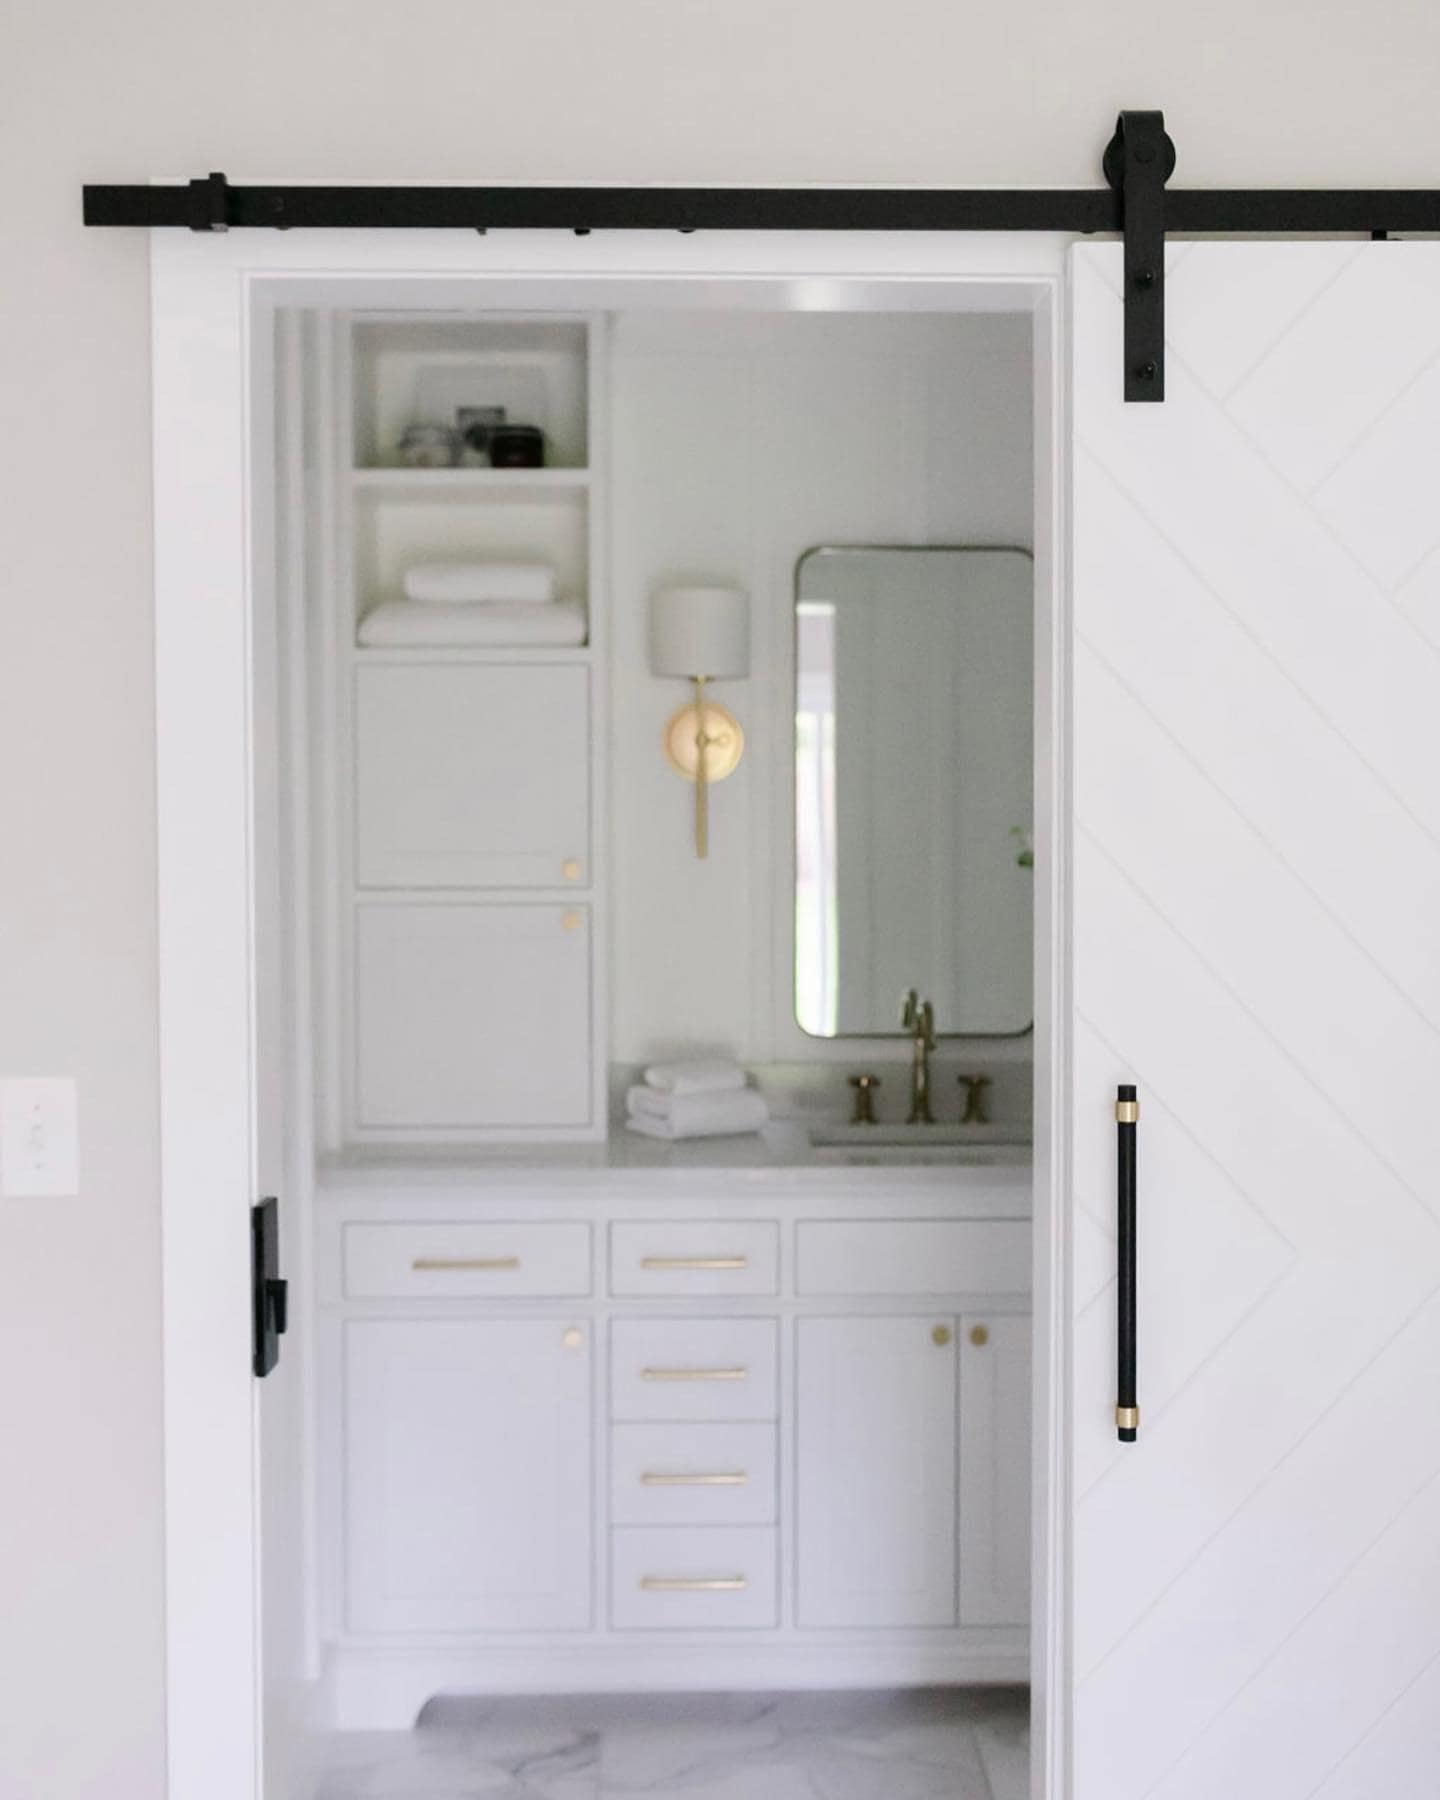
[355,664,590,889]
[796,1315,959,1629]
[610,1221,781,1297]
[610,1317,779,1422]
[611,1527,780,1631]
[610,1423,778,1527]
[343,1316,592,1633]
[958,1312,1031,1627]
[317,1174,1031,1727]
[321,312,606,1149]
[354,902,592,1130]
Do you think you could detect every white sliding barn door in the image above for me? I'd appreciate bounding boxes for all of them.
[1070,242,1440,1799]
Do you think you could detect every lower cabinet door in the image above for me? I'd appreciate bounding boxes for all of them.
[796,1315,958,1628]
[344,1318,592,1633]
[354,902,592,1132]
[958,1312,1031,1626]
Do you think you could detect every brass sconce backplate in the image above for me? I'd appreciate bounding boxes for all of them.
[662,701,745,783]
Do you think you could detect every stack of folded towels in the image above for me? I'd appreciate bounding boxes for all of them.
[358,561,588,648]
[625,1059,770,1142]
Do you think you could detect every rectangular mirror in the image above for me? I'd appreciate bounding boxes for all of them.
[794,546,1033,1039]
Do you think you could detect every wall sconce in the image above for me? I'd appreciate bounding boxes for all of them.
[650,584,750,859]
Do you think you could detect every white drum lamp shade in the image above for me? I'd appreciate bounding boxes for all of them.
[650,585,750,680]
[649,585,750,859]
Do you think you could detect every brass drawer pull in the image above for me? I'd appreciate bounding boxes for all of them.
[640,1366,748,1383]
[411,1256,520,1272]
[639,1471,749,1487]
[640,1255,748,1271]
[639,1575,748,1593]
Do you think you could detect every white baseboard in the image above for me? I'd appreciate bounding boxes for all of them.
[315,1637,1028,1730]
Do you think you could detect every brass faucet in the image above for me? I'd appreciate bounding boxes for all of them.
[900,988,937,1124]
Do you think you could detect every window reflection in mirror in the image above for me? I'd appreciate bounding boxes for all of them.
[794,547,1034,1040]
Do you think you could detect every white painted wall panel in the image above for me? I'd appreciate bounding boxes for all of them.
[609,312,1032,1062]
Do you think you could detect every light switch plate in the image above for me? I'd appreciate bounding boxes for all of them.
[1,1078,80,1197]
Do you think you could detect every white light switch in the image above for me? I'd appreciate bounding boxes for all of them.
[1,1079,80,1197]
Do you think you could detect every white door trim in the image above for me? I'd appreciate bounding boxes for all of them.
[149,223,1072,1800]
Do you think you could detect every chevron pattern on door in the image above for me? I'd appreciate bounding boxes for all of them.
[1071,243,1440,1800]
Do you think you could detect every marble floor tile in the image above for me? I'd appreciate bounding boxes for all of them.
[974,1694,1030,1800]
[313,1721,600,1799]
[311,1688,1028,1800]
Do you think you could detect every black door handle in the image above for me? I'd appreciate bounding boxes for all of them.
[1116,1086,1139,1441]
[251,1196,288,1378]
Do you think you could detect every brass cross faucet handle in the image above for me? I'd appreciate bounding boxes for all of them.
[848,1073,881,1125]
[957,1074,992,1126]
[901,988,937,1124]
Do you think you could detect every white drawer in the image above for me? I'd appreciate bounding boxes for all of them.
[343,1221,592,1299]
[611,1424,777,1527]
[610,1318,779,1421]
[796,1220,1030,1297]
[610,1222,778,1297]
[611,1527,778,1630]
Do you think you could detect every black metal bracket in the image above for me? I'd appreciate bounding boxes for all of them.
[251,1195,288,1378]
[188,170,230,233]
[1104,112,1177,401]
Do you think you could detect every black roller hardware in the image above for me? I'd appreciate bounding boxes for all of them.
[80,109,1440,403]
[1103,112,1176,402]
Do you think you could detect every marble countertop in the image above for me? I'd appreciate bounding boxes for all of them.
[315,1120,1033,1204]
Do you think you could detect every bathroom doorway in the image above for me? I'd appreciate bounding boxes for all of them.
[150,236,1068,1800]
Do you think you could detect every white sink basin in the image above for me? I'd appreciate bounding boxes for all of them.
[812,1144,1020,1167]
[803,1123,1031,1167]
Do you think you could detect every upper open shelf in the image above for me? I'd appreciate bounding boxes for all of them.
[352,315,591,472]
[351,468,591,497]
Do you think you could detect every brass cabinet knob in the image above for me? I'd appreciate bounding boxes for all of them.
[561,910,583,931]
[562,1327,584,1349]
[931,1324,953,1347]
[970,1324,990,1347]
[562,859,582,881]
[957,1074,993,1126]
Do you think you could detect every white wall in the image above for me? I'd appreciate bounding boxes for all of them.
[610,310,1032,1063]
[4,5,1440,1794]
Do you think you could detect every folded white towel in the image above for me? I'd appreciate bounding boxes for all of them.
[402,561,558,604]
[358,600,587,649]
[643,1058,747,1097]
[625,1086,769,1140]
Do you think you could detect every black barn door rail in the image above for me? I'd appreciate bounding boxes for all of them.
[82,110,1440,402]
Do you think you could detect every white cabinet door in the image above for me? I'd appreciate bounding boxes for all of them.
[796,1315,957,1628]
[958,1313,1030,1626]
[355,901,592,1131]
[344,1318,591,1633]
[1070,242,1440,1799]
[355,664,590,890]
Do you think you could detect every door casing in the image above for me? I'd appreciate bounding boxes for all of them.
[150,228,1071,1800]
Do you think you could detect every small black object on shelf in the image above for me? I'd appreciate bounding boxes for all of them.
[489,424,546,469]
